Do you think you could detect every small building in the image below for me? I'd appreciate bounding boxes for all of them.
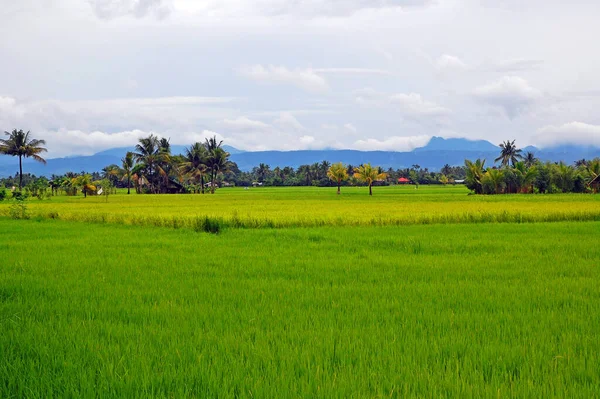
[398,177,410,184]
[454,179,466,184]
[252,182,263,187]
[590,175,600,193]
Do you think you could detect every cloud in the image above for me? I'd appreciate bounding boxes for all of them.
[313,68,392,75]
[473,76,543,119]
[353,135,431,151]
[180,0,434,18]
[238,65,329,93]
[535,122,600,148]
[493,59,544,73]
[220,117,270,130]
[88,0,172,20]
[390,93,451,118]
[435,54,469,71]
[355,89,451,123]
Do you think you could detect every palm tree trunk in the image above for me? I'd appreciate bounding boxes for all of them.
[127,174,131,194]
[369,183,372,196]
[19,155,23,190]
[337,181,341,195]
[201,174,205,194]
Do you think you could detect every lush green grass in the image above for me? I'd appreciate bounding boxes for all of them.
[2,185,600,229]
[2,218,600,397]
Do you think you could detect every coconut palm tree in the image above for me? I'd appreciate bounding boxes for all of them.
[72,174,95,198]
[133,135,170,193]
[327,163,348,194]
[353,163,387,196]
[121,152,134,194]
[207,147,230,193]
[0,129,48,190]
[465,159,486,194]
[495,140,523,167]
[524,151,537,168]
[180,143,208,193]
[483,168,505,194]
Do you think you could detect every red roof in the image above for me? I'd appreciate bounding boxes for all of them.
[398,177,410,183]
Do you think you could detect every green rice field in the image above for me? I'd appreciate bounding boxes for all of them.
[1,187,600,397]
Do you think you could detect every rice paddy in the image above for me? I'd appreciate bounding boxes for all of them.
[1,187,600,397]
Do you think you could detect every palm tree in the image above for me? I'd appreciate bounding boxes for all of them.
[256,163,270,183]
[133,134,169,193]
[439,175,449,185]
[483,169,505,194]
[72,174,95,198]
[179,143,208,193]
[353,163,387,196]
[465,159,486,194]
[587,159,600,180]
[495,140,523,167]
[0,129,47,190]
[327,163,348,194]
[514,161,538,193]
[121,152,134,194]
[208,147,230,193]
[524,151,537,168]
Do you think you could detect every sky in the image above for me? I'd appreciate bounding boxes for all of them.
[1,0,600,157]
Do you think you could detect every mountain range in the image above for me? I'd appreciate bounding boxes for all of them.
[1,137,599,177]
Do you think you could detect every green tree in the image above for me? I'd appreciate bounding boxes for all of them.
[0,129,47,190]
[72,174,95,198]
[327,163,348,194]
[483,169,505,194]
[465,159,486,194]
[121,152,135,195]
[353,164,387,196]
[495,140,523,167]
[180,143,208,193]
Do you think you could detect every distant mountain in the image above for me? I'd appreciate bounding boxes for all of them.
[1,138,599,177]
[414,136,499,153]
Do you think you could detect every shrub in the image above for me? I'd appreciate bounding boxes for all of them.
[0,188,6,202]
[193,216,221,234]
[9,197,29,220]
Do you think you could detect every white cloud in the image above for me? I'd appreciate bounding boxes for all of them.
[390,93,451,118]
[89,0,173,20]
[493,59,544,73]
[175,0,433,18]
[535,122,600,148]
[355,89,451,123]
[220,117,270,130]
[238,65,329,93]
[344,123,357,133]
[313,68,391,75]
[435,54,468,71]
[473,76,543,119]
[353,135,432,151]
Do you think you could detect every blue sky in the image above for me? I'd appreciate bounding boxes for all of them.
[1,0,600,157]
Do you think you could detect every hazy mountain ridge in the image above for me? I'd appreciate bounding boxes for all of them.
[1,138,599,177]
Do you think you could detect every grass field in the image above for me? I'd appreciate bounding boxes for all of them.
[2,186,600,229]
[2,187,600,397]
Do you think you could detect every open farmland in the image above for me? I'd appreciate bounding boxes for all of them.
[1,187,600,397]
[1,186,600,229]
[1,217,599,397]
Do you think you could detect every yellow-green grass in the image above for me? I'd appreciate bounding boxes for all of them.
[1,186,600,229]
[1,219,599,397]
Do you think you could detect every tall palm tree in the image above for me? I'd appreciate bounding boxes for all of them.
[0,129,47,190]
[465,159,486,194]
[208,147,230,193]
[327,163,348,194]
[121,152,134,194]
[133,134,169,193]
[180,143,208,193]
[353,163,387,196]
[524,151,537,168]
[495,140,523,167]
[256,163,270,183]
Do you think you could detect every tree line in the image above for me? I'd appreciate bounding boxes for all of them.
[1,130,599,197]
[465,140,600,194]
